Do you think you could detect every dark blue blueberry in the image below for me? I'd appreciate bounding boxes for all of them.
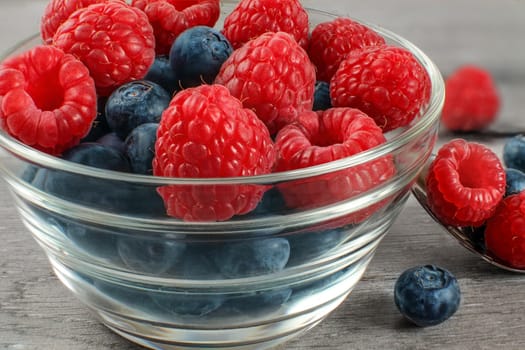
[173,244,222,280]
[81,97,111,142]
[124,123,159,175]
[144,55,179,94]
[105,80,171,139]
[94,279,160,312]
[248,186,288,216]
[287,228,345,266]
[21,165,39,183]
[394,265,461,327]
[116,235,186,275]
[505,168,525,196]
[152,292,225,317]
[96,132,126,154]
[313,81,332,111]
[169,26,233,88]
[62,143,131,171]
[291,267,349,300]
[503,135,525,172]
[221,287,292,314]
[61,219,119,262]
[212,238,290,278]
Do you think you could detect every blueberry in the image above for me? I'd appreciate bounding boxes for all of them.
[248,186,288,216]
[505,168,525,196]
[61,219,119,262]
[62,143,131,172]
[96,132,126,154]
[222,287,293,314]
[117,235,186,275]
[169,26,233,88]
[174,244,222,279]
[394,265,461,327]
[124,123,159,175]
[151,292,225,317]
[503,135,525,172]
[213,238,290,278]
[144,55,179,94]
[81,97,111,142]
[313,81,332,111]
[287,228,345,266]
[105,80,171,139]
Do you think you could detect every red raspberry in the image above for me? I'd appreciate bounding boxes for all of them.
[425,139,506,227]
[441,65,500,132]
[308,17,386,82]
[40,0,113,44]
[153,84,276,222]
[0,45,97,155]
[330,45,431,132]
[222,0,309,50]
[132,0,220,55]
[485,192,525,269]
[274,108,396,221]
[215,31,316,135]
[52,1,156,96]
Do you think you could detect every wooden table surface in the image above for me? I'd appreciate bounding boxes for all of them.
[1,1,525,349]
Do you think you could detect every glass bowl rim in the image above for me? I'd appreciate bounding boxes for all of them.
[0,8,445,186]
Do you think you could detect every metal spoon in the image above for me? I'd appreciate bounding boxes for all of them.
[411,158,525,273]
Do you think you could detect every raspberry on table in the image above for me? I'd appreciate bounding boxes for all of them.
[485,191,525,269]
[308,17,386,82]
[132,0,220,55]
[153,84,276,222]
[52,1,156,96]
[0,45,97,155]
[40,0,111,44]
[441,65,500,132]
[331,45,431,132]
[215,31,316,135]
[274,108,396,218]
[222,0,309,50]
[425,139,506,227]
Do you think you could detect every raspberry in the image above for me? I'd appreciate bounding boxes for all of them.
[274,108,396,220]
[331,45,431,132]
[222,0,309,50]
[0,45,97,155]
[52,1,156,96]
[132,0,220,55]
[40,0,112,44]
[425,139,506,227]
[215,31,316,135]
[308,17,386,82]
[485,192,525,269]
[153,84,276,222]
[441,65,500,132]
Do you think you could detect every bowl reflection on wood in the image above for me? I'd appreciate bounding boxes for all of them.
[0,5,444,350]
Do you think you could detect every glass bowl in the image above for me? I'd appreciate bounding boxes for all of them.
[0,4,444,350]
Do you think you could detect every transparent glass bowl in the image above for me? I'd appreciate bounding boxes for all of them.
[0,5,444,350]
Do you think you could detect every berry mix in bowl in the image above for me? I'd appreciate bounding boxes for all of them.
[0,0,444,349]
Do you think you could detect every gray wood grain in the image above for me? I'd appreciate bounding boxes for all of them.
[1,1,525,349]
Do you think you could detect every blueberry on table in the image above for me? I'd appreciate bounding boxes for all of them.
[505,168,525,196]
[169,26,233,88]
[105,80,171,139]
[144,55,179,94]
[116,235,186,275]
[503,135,525,172]
[394,265,461,327]
[212,238,290,278]
[124,123,159,175]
